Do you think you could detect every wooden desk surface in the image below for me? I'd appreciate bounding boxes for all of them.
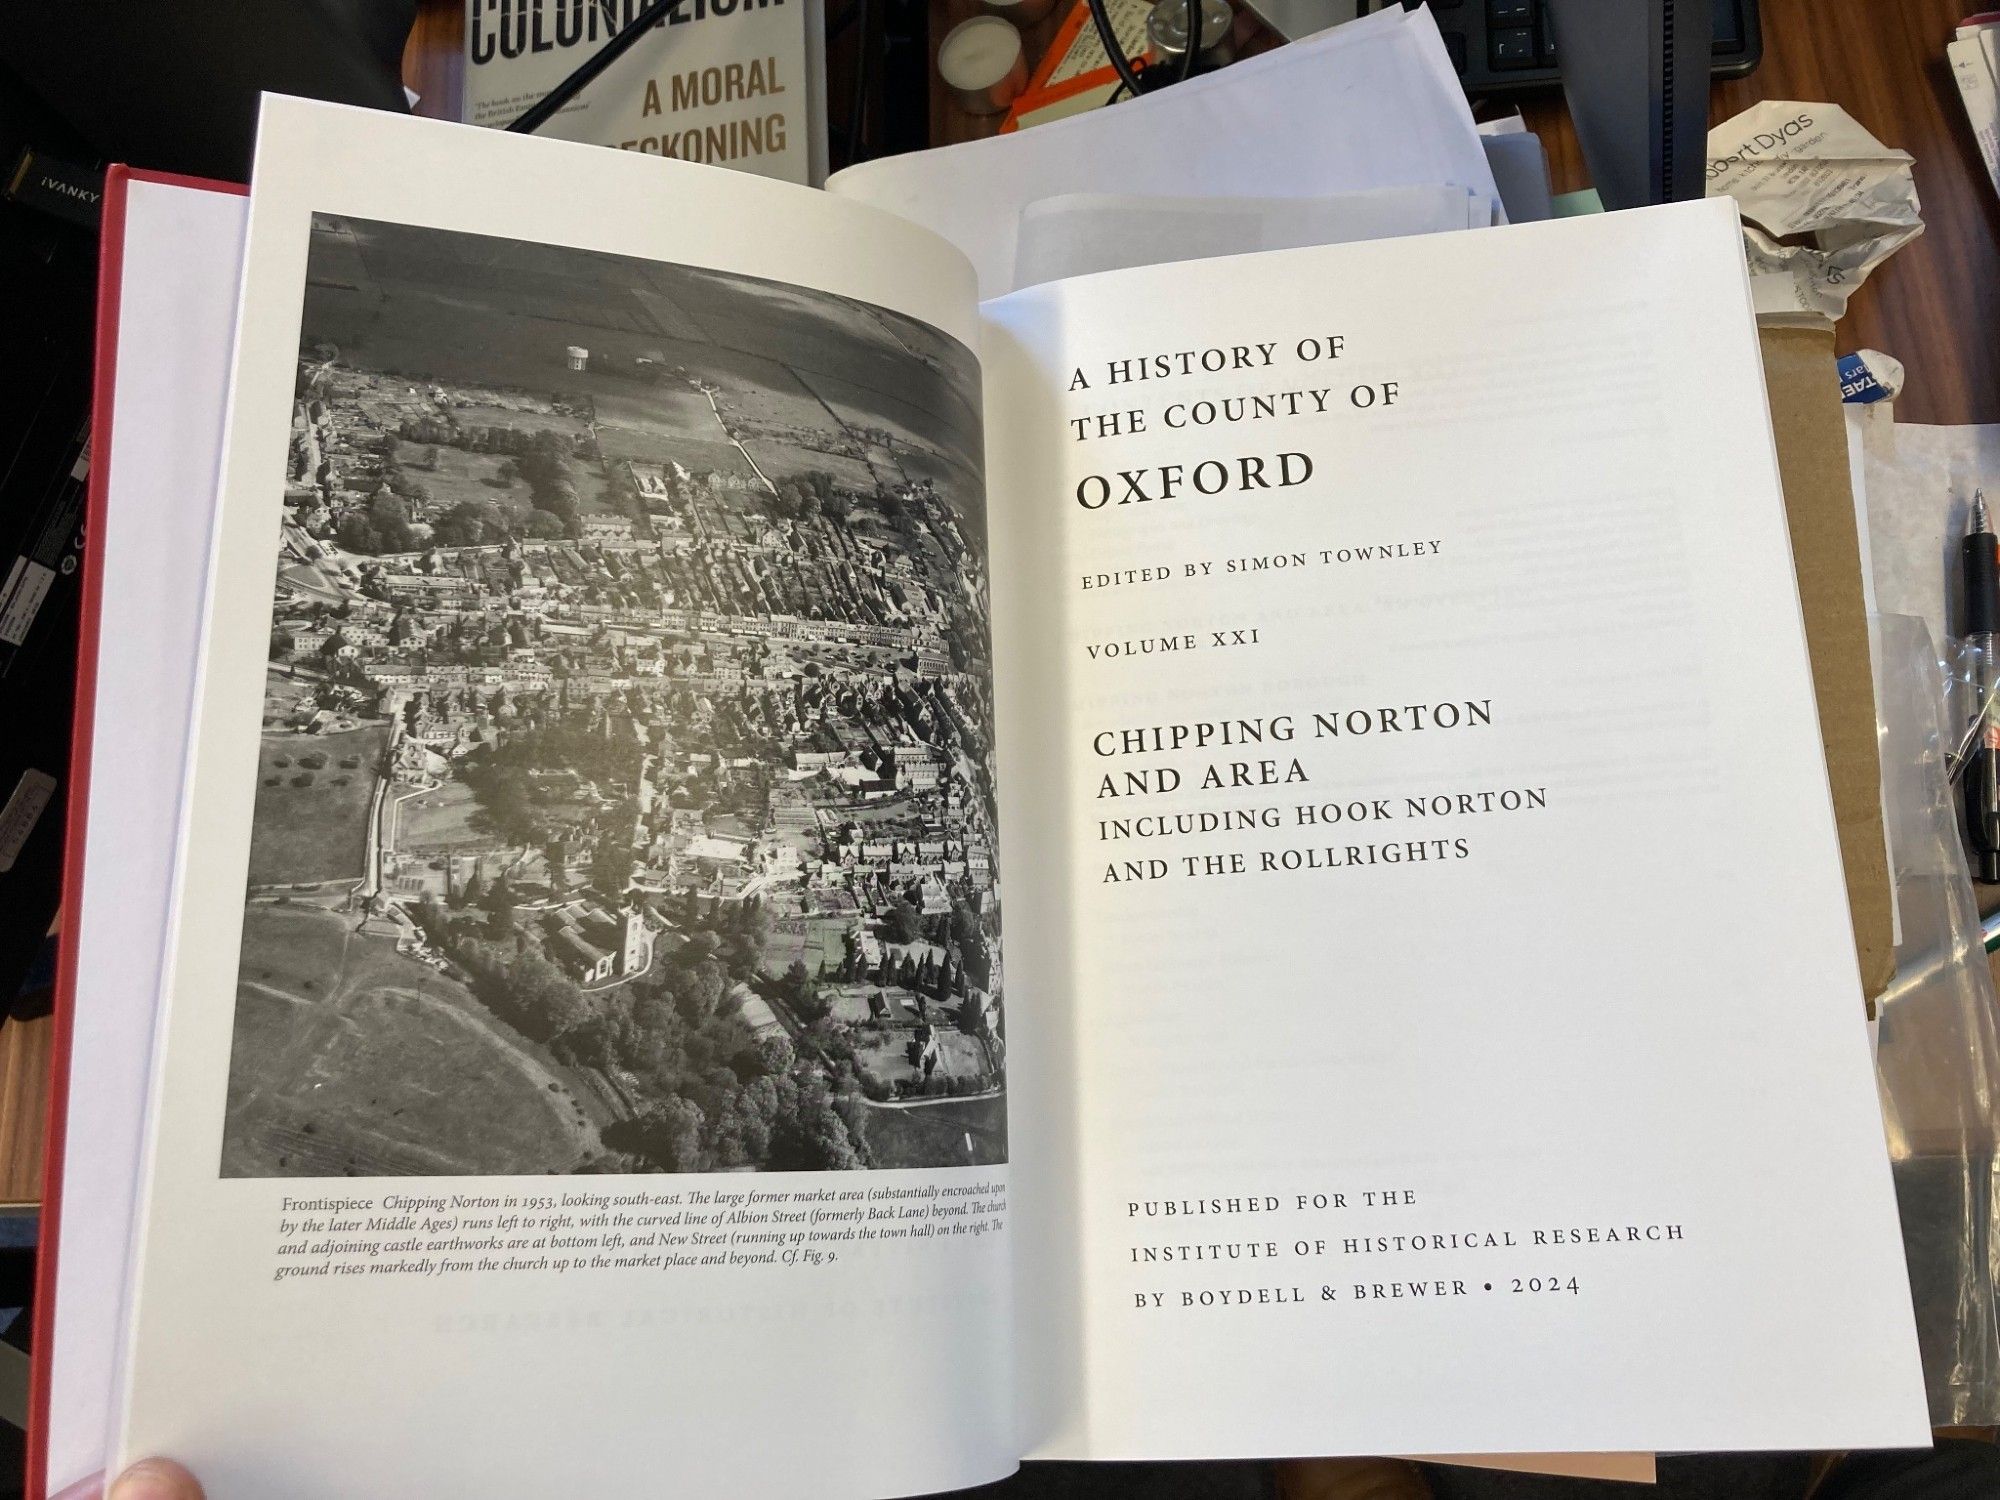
[1525,0,2000,428]
[0,1011,51,1206]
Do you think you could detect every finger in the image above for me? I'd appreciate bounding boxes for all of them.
[107,1459,205,1500]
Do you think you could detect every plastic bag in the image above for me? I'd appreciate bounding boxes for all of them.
[1872,612,2000,1425]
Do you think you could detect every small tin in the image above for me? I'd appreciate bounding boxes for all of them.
[1145,0,1234,70]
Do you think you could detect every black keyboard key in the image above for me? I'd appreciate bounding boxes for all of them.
[1442,28,1467,70]
[1487,0,1532,24]
[1490,26,1536,68]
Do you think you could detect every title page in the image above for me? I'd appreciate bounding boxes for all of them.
[984,199,1929,1458]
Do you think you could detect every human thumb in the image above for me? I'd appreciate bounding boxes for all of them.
[107,1458,205,1500]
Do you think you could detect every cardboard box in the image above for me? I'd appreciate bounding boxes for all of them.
[1760,323,1895,1004]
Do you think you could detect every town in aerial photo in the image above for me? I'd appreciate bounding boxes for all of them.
[221,214,1004,1177]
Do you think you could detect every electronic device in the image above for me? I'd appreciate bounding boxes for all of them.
[1245,0,1760,101]
[1544,0,1717,208]
[1398,0,1757,98]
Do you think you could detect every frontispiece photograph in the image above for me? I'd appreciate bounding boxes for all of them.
[221,215,1005,1178]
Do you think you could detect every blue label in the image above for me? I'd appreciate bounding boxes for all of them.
[1838,352,1890,404]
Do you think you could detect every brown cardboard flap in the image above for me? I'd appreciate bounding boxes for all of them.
[1759,325,1895,1003]
[1414,1453,1657,1483]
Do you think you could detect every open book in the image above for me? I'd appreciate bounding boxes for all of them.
[35,96,1929,1499]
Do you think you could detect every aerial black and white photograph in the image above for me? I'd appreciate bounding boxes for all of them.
[221,214,1004,1177]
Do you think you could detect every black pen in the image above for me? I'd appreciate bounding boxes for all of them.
[1962,493,2000,883]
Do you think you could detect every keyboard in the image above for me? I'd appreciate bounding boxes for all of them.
[1362,0,1763,99]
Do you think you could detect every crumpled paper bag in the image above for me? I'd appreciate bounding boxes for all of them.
[1706,100,1923,320]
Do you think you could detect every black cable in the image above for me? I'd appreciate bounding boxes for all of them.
[506,0,687,133]
[1090,0,1205,103]
[1085,0,1147,99]
[846,0,873,163]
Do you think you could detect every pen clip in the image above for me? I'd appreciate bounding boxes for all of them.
[1947,672,2000,784]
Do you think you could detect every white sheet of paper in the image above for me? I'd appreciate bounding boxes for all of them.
[1948,25,2000,199]
[827,6,1499,298]
[1012,186,1486,290]
[45,177,247,1498]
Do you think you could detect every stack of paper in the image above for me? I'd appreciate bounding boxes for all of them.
[828,5,1500,297]
[1011,185,1494,289]
[1950,14,2000,198]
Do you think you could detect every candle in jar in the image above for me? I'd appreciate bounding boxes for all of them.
[938,15,1028,116]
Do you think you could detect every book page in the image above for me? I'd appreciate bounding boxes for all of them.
[116,100,1010,1499]
[982,199,1929,1458]
[42,174,245,1500]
